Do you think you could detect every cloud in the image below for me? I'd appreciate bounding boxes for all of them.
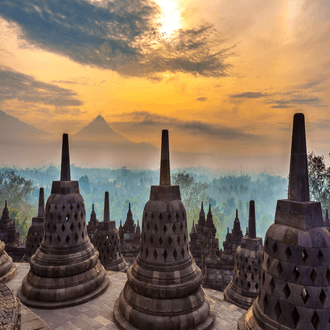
[229,89,325,108]
[0,66,83,106]
[196,97,208,102]
[0,0,232,78]
[112,111,257,140]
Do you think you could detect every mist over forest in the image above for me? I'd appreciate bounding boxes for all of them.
[0,165,290,247]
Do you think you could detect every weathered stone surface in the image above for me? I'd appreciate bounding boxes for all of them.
[0,283,20,330]
[114,129,215,329]
[240,113,330,330]
[0,242,16,284]
[17,134,109,309]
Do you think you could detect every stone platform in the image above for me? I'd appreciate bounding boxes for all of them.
[6,263,245,330]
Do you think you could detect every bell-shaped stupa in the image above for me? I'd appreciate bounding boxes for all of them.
[239,113,328,330]
[224,200,263,309]
[18,134,109,308]
[22,188,45,262]
[92,191,128,272]
[113,129,215,330]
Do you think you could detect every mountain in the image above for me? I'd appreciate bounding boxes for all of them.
[0,110,52,144]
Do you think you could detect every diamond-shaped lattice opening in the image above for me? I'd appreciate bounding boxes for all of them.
[61,224,65,232]
[143,233,146,242]
[173,224,177,233]
[163,225,167,234]
[177,236,181,244]
[176,213,179,220]
[302,249,308,263]
[168,213,172,221]
[168,236,172,246]
[70,204,73,211]
[65,235,70,244]
[255,283,259,290]
[150,236,154,245]
[251,274,255,280]
[151,213,154,220]
[77,203,80,209]
[184,234,186,242]
[53,224,57,231]
[318,250,324,263]
[153,249,158,260]
[275,302,282,320]
[159,213,163,221]
[248,265,251,271]
[78,222,82,230]
[82,232,84,239]
[277,261,283,275]
[310,268,317,284]
[291,307,300,328]
[163,250,168,261]
[301,288,309,304]
[327,268,330,284]
[266,256,271,270]
[244,273,248,280]
[62,205,65,211]
[285,246,292,261]
[49,235,52,243]
[180,223,183,231]
[320,289,326,307]
[247,282,251,289]
[74,213,78,220]
[181,247,185,258]
[57,235,61,243]
[292,266,300,281]
[173,249,177,260]
[75,233,78,242]
[270,278,275,293]
[145,247,149,258]
[50,214,54,221]
[147,223,150,231]
[154,224,158,234]
[159,237,163,246]
[311,311,320,330]
[272,242,277,255]
[263,293,268,311]
[283,283,291,299]
[70,223,74,231]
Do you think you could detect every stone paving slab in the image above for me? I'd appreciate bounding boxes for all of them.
[6,263,246,330]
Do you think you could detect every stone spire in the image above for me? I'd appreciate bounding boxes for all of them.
[60,133,70,181]
[114,129,215,329]
[18,134,109,308]
[196,202,206,236]
[122,203,136,237]
[231,209,243,251]
[248,200,256,238]
[22,187,45,262]
[87,203,98,240]
[239,113,327,330]
[159,129,170,186]
[2,201,9,220]
[288,113,309,202]
[0,200,20,247]
[204,204,216,239]
[104,191,110,222]
[224,200,263,310]
[90,203,97,223]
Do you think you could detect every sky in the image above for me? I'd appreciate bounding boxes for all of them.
[0,0,330,173]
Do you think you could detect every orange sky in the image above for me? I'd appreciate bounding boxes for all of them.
[0,0,329,173]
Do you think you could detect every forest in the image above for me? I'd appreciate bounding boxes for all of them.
[0,151,329,249]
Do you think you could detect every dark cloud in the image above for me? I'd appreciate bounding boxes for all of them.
[0,67,83,106]
[0,0,232,78]
[196,97,208,102]
[229,89,325,108]
[230,92,267,99]
[113,111,257,140]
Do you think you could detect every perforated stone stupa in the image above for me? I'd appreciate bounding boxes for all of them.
[113,129,215,330]
[17,134,109,308]
[223,200,263,310]
[92,192,128,272]
[239,113,329,330]
[0,240,16,283]
[22,188,45,263]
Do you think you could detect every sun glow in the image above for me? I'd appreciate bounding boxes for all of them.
[156,0,181,38]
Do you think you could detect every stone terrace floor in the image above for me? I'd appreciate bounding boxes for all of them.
[7,263,246,330]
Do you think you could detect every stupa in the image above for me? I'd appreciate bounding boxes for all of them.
[87,203,98,240]
[0,239,16,283]
[92,192,128,272]
[120,204,140,266]
[113,129,215,330]
[18,134,109,308]
[239,113,329,330]
[22,188,45,262]
[223,200,263,309]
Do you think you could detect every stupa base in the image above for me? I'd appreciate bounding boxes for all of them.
[224,282,257,310]
[113,295,215,330]
[106,259,128,273]
[0,263,16,284]
[17,275,109,309]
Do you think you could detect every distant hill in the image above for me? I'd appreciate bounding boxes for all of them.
[0,110,51,144]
